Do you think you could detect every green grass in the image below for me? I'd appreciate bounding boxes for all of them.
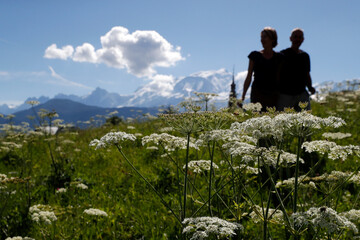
[0,89,360,239]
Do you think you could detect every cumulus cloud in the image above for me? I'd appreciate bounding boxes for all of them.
[44,26,184,78]
[73,43,97,63]
[48,66,92,89]
[44,44,74,60]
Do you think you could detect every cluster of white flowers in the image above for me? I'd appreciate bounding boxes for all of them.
[5,237,34,240]
[142,133,198,151]
[89,131,136,149]
[56,188,67,193]
[182,216,242,240]
[196,130,257,147]
[26,100,40,106]
[1,141,23,150]
[250,205,284,224]
[276,175,316,189]
[340,209,360,223]
[274,112,345,137]
[62,139,75,145]
[302,140,360,160]
[84,208,108,217]
[231,116,283,141]
[185,160,219,174]
[314,171,360,185]
[224,141,302,167]
[146,146,159,150]
[76,183,88,190]
[242,102,262,112]
[159,127,174,132]
[230,164,259,174]
[307,206,358,234]
[29,204,57,225]
[322,132,352,140]
[0,173,8,183]
[127,126,136,130]
[277,170,360,188]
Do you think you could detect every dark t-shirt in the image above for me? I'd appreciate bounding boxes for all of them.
[248,51,282,93]
[279,48,310,95]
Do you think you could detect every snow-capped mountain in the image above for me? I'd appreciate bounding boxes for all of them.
[1,69,358,115]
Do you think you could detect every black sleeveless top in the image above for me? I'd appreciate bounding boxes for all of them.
[248,51,283,94]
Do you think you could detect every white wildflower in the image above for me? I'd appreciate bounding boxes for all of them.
[84,208,108,217]
[142,133,198,152]
[242,102,262,112]
[5,237,34,240]
[56,188,67,193]
[322,132,352,140]
[29,204,57,225]
[185,160,219,174]
[76,183,88,190]
[308,206,358,234]
[159,127,174,132]
[340,209,360,223]
[146,146,159,150]
[302,140,360,160]
[89,131,136,149]
[182,216,242,240]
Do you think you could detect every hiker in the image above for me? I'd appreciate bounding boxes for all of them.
[242,27,283,112]
[277,28,316,112]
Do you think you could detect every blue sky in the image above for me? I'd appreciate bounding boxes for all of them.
[1,0,359,106]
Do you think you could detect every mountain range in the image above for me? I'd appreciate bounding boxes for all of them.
[0,98,159,127]
[0,69,239,115]
[1,69,359,117]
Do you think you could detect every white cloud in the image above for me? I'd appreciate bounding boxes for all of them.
[44,26,184,78]
[48,66,92,89]
[44,44,74,60]
[73,43,97,63]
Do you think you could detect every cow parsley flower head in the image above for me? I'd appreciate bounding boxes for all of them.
[185,160,219,174]
[242,102,262,112]
[322,132,352,140]
[182,216,242,240]
[84,208,108,217]
[340,209,360,223]
[302,140,360,161]
[307,206,358,234]
[76,183,88,190]
[89,131,136,149]
[142,133,198,151]
[274,112,345,137]
[5,237,35,240]
[29,204,57,225]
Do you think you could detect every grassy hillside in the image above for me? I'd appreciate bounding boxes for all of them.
[0,89,359,240]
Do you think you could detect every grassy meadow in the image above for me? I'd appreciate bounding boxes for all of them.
[0,87,360,240]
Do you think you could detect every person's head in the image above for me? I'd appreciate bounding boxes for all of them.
[290,28,304,49]
[261,27,278,49]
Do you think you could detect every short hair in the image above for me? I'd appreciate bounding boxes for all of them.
[291,28,304,36]
[262,27,278,47]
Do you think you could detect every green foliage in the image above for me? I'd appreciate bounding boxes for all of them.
[0,89,360,239]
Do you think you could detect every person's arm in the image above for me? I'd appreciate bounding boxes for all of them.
[306,72,316,94]
[242,59,254,101]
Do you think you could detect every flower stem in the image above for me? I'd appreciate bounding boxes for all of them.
[116,145,182,224]
[183,133,191,221]
[293,137,303,214]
